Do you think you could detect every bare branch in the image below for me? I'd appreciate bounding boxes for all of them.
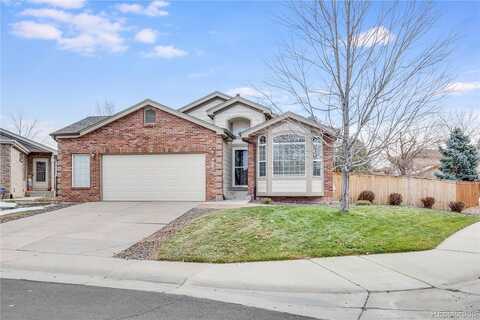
[9,113,40,139]
[94,100,116,116]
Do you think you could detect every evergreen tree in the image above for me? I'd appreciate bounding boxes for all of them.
[435,128,479,181]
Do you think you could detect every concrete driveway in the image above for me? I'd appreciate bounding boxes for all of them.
[0,202,196,258]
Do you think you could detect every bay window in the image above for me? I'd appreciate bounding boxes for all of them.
[273,134,305,176]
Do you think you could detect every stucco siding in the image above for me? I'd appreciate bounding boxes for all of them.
[185,98,225,123]
[10,147,26,197]
[214,103,266,129]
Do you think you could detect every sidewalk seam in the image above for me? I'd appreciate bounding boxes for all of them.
[307,259,367,292]
[357,256,435,288]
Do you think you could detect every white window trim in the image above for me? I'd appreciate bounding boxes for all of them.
[272,134,306,177]
[257,136,267,178]
[144,108,156,124]
[72,154,91,188]
[312,136,324,178]
[232,147,248,187]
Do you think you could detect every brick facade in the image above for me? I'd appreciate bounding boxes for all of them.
[56,107,224,202]
[0,144,11,196]
[322,135,335,199]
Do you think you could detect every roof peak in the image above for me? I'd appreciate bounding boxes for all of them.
[178,91,231,113]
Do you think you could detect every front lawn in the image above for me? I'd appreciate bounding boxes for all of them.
[154,205,479,263]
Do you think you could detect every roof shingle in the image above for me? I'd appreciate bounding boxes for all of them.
[51,116,110,136]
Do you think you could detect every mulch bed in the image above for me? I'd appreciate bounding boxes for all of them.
[116,207,218,260]
[0,203,76,224]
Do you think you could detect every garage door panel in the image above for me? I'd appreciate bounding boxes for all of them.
[102,154,205,201]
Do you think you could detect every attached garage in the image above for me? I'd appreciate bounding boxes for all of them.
[102,154,206,201]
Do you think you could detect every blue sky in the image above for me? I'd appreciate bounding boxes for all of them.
[1,0,479,145]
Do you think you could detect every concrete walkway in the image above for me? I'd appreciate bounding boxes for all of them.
[1,208,479,319]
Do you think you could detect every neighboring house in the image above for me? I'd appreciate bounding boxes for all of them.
[51,91,335,202]
[0,128,57,198]
[374,149,442,179]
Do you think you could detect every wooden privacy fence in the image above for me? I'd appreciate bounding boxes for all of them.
[333,173,480,210]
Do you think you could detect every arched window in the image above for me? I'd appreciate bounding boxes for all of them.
[312,136,323,177]
[273,134,305,176]
[144,108,156,124]
[258,136,267,177]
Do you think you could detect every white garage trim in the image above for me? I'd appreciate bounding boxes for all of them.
[101,154,206,201]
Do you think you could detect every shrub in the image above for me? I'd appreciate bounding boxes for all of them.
[261,197,273,205]
[449,201,465,213]
[421,197,435,209]
[356,200,372,206]
[358,190,375,203]
[389,193,403,206]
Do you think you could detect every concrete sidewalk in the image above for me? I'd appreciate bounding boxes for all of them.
[1,222,479,319]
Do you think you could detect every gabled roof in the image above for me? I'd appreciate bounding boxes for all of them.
[51,99,234,139]
[206,95,272,117]
[0,128,56,154]
[240,112,336,138]
[178,91,231,113]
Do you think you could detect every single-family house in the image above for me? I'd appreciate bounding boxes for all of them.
[0,128,57,198]
[51,92,335,202]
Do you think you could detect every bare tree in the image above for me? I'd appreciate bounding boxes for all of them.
[384,120,443,176]
[265,1,453,212]
[94,100,116,116]
[9,113,40,139]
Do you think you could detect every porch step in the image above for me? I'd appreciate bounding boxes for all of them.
[26,191,54,199]
[225,191,249,200]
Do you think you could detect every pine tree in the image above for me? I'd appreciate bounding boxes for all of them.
[435,128,479,181]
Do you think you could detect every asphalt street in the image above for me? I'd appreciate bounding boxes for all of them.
[0,279,313,320]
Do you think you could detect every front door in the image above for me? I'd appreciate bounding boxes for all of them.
[33,158,48,190]
[233,148,248,187]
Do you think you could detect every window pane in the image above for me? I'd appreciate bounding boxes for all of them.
[273,134,305,143]
[73,154,90,187]
[259,162,266,177]
[234,168,248,186]
[259,145,266,161]
[259,136,266,144]
[235,150,247,167]
[313,142,322,160]
[273,143,305,176]
[36,162,46,182]
[313,161,322,176]
[144,109,156,123]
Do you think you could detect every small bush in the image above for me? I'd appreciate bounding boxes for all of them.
[389,193,403,206]
[356,200,372,206]
[261,197,273,205]
[358,190,375,203]
[421,197,435,209]
[449,201,465,213]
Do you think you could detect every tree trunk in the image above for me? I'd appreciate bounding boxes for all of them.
[340,167,350,213]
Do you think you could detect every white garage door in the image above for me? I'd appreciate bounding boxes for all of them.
[102,154,206,201]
